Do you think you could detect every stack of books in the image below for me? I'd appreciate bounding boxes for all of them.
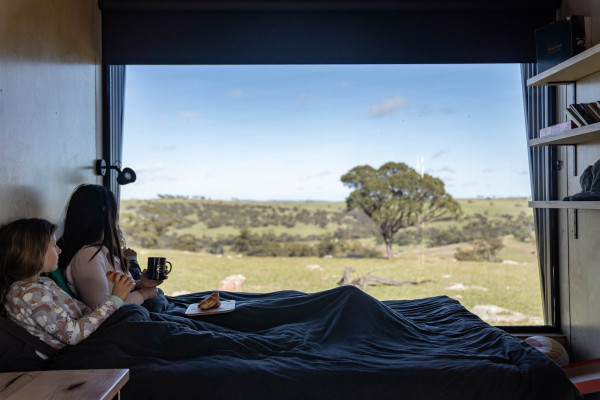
[565,101,600,127]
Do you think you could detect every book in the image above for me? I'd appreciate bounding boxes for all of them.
[582,103,600,122]
[565,107,584,127]
[572,103,598,125]
[588,102,600,121]
[535,16,587,73]
[540,121,577,137]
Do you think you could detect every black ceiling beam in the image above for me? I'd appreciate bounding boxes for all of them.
[99,0,559,11]
[99,0,560,65]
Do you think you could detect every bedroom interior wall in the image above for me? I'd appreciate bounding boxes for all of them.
[0,0,102,227]
[556,0,600,366]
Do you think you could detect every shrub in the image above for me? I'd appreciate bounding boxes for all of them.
[343,241,382,258]
[171,233,201,251]
[454,237,504,262]
[246,241,284,257]
[282,243,319,257]
[136,231,160,248]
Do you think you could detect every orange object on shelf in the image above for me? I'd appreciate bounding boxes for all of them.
[563,358,600,394]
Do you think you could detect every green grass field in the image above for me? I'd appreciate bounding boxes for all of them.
[138,235,542,326]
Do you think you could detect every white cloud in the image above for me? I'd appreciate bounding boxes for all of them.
[370,96,409,117]
[338,80,349,89]
[300,171,331,181]
[227,89,243,98]
[177,111,199,122]
[431,150,447,159]
[483,168,493,173]
[298,93,316,104]
[439,166,454,173]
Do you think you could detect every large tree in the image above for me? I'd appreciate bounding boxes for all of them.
[341,162,462,259]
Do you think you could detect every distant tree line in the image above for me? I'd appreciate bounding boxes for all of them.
[119,198,534,261]
[119,199,380,255]
[230,229,381,258]
[391,212,534,262]
[122,201,366,231]
[393,212,534,247]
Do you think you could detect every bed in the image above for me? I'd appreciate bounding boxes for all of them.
[0,286,582,399]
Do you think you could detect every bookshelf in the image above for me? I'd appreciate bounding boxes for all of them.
[527,43,600,86]
[527,123,600,147]
[527,43,600,211]
[529,201,600,210]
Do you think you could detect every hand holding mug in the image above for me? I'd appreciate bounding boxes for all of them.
[139,268,164,288]
[147,257,173,280]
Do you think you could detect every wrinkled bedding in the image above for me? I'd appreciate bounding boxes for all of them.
[49,286,581,399]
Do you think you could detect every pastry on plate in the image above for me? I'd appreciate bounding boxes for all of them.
[199,291,221,310]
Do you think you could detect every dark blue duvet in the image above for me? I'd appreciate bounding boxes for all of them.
[49,286,581,399]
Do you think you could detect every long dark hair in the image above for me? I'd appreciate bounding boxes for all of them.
[0,218,57,316]
[58,184,125,273]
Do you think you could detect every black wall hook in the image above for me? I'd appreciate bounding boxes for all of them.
[95,159,137,185]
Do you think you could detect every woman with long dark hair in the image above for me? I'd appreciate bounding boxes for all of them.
[58,184,161,308]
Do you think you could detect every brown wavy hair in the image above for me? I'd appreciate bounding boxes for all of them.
[0,218,56,316]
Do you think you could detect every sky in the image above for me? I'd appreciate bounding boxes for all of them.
[120,64,530,202]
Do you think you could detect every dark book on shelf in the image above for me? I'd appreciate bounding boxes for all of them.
[565,107,584,127]
[572,103,598,125]
[587,102,600,121]
[582,103,600,122]
[535,15,587,73]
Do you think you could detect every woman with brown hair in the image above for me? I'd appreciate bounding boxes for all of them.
[58,184,162,308]
[0,218,132,348]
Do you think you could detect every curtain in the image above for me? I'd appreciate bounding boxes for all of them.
[520,63,559,327]
[102,65,126,204]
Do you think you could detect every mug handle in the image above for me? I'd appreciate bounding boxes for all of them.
[165,261,172,275]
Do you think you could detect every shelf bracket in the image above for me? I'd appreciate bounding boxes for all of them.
[572,144,577,176]
[574,209,578,239]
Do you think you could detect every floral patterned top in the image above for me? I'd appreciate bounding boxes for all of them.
[4,277,123,349]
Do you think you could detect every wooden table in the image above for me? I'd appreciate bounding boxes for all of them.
[0,369,129,400]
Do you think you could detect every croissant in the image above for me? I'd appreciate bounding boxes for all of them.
[199,291,221,310]
[106,271,119,282]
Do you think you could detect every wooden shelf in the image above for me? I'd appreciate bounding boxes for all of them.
[527,43,600,86]
[0,369,129,400]
[528,123,600,147]
[529,201,600,210]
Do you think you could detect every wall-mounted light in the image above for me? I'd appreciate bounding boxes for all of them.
[95,159,137,185]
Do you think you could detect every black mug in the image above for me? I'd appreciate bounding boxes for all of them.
[147,257,172,280]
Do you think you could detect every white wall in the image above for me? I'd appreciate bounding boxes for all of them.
[0,0,102,225]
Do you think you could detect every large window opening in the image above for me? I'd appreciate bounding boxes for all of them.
[119,64,543,326]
